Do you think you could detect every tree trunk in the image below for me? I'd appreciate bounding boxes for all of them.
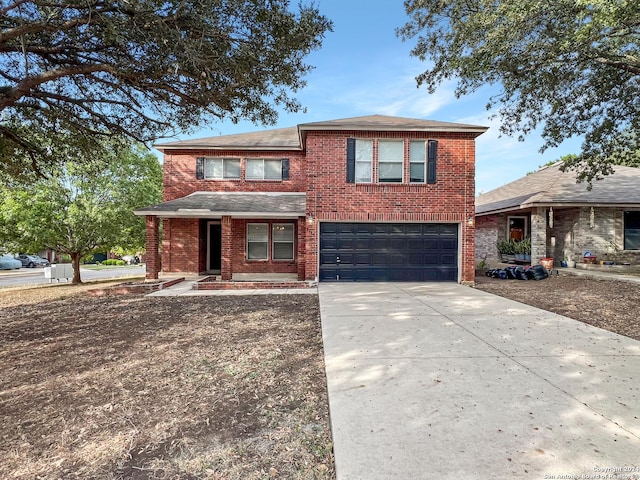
[71,253,83,284]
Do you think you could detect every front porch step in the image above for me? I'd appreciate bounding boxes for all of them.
[192,278,317,290]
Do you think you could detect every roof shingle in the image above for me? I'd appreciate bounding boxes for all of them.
[476,163,640,215]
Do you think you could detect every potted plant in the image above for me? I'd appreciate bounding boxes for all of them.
[514,239,525,261]
[603,241,619,265]
[564,253,576,268]
[521,237,531,262]
[497,239,515,263]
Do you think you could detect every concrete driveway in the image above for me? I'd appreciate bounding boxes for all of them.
[318,282,640,480]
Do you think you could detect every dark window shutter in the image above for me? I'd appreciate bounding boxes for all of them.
[196,157,204,179]
[346,138,356,183]
[281,158,290,180]
[427,140,438,184]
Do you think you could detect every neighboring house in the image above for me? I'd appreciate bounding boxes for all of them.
[476,163,640,266]
[135,115,487,284]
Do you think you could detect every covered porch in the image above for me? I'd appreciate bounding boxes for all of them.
[134,192,308,281]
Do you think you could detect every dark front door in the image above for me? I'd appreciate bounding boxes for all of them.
[319,222,458,282]
[208,223,221,273]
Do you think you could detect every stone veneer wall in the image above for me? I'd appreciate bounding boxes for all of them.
[550,207,640,264]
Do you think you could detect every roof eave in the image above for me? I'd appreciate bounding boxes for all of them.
[299,124,488,135]
[154,144,303,152]
[476,201,640,216]
[134,210,304,218]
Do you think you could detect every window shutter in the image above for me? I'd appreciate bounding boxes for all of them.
[196,157,204,179]
[346,138,356,183]
[427,140,438,184]
[281,158,290,180]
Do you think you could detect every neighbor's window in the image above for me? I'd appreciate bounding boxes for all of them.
[409,141,426,183]
[378,141,404,183]
[247,223,268,260]
[272,224,294,260]
[204,158,240,179]
[624,211,640,250]
[355,139,373,183]
[246,159,282,180]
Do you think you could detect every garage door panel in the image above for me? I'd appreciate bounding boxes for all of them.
[389,238,405,250]
[356,253,371,264]
[337,238,355,249]
[356,238,372,249]
[372,238,388,250]
[319,222,458,282]
[441,254,457,266]
[371,253,389,265]
[320,252,339,265]
[440,238,458,250]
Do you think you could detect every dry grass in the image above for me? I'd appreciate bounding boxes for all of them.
[475,274,640,341]
[0,286,335,479]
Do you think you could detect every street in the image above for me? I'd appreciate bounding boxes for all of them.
[0,265,146,288]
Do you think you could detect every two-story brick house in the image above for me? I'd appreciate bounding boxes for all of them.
[135,115,487,284]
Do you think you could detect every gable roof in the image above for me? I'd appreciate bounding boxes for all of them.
[476,163,640,215]
[298,114,488,135]
[154,127,301,151]
[154,114,488,151]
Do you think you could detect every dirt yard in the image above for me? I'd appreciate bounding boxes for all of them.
[2,273,639,479]
[475,273,640,341]
[0,284,334,479]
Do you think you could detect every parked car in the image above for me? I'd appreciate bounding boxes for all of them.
[0,254,22,270]
[16,254,50,268]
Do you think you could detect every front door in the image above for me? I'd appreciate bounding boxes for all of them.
[207,222,221,273]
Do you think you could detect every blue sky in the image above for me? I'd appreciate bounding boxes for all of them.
[165,0,582,194]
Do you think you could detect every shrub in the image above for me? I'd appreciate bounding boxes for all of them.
[102,259,126,266]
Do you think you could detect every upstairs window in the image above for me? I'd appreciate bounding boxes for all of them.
[247,159,286,180]
[409,141,426,183]
[204,158,240,180]
[347,138,437,185]
[355,139,373,183]
[378,141,404,183]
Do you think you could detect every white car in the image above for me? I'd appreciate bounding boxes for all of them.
[16,254,50,268]
[0,254,22,270]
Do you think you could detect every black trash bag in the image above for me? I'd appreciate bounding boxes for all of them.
[526,265,549,280]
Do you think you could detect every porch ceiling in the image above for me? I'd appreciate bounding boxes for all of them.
[134,192,306,218]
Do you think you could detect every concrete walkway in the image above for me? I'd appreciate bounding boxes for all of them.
[318,282,640,480]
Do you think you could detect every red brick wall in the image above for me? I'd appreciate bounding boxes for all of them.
[162,149,306,201]
[145,216,159,279]
[303,131,477,283]
[230,219,298,275]
[161,218,200,274]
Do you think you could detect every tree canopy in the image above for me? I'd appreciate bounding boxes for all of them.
[0,0,332,178]
[398,0,640,183]
[0,142,162,283]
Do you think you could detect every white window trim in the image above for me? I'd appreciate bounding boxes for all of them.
[355,139,373,184]
[246,223,269,261]
[378,140,404,183]
[409,140,427,184]
[272,223,295,261]
[204,158,240,180]
[246,158,283,181]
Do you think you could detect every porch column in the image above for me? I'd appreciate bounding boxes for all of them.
[145,215,159,280]
[297,217,306,280]
[221,215,233,280]
[531,207,548,265]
